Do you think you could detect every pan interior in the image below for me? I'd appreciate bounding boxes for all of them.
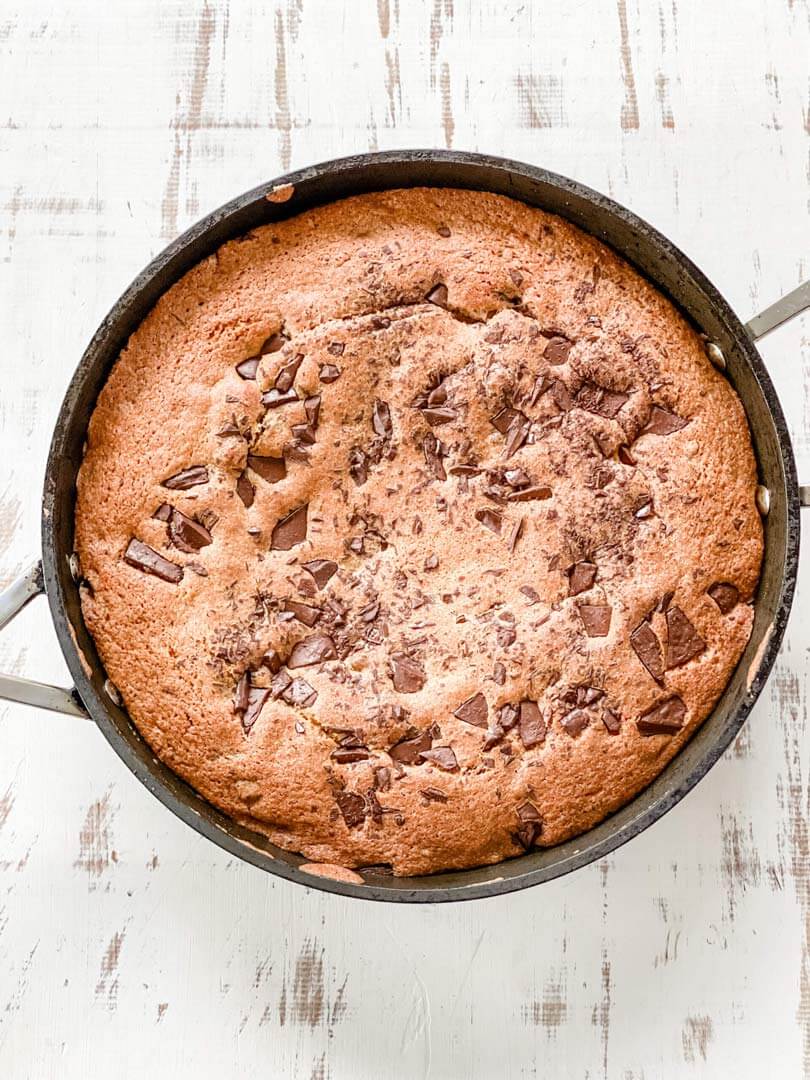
[42,152,799,901]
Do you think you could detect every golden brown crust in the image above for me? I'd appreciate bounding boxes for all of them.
[74,188,762,875]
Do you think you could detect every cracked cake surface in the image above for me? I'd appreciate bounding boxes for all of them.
[74,187,763,875]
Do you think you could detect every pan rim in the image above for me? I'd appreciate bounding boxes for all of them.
[41,149,800,902]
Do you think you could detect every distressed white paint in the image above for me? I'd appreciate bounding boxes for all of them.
[1,1,809,1077]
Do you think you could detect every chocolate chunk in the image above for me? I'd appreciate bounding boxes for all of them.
[390,654,426,694]
[618,444,636,466]
[602,707,621,734]
[168,509,212,553]
[331,747,369,764]
[274,354,303,393]
[567,561,597,596]
[247,454,286,484]
[490,406,522,435]
[287,633,337,668]
[303,395,321,429]
[634,501,653,520]
[419,747,459,771]
[372,399,393,438]
[216,419,243,437]
[162,466,209,490]
[504,468,531,488]
[271,504,308,550]
[437,225,451,237]
[427,381,448,407]
[236,356,260,380]
[268,669,292,699]
[426,283,448,307]
[302,559,338,589]
[493,662,506,686]
[421,787,448,803]
[285,600,321,627]
[637,695,686,735]
[291,422,317,445]
[453,692,488,728]
[518,701,545,748]
[665,606,706,669]
[448,463,480,477]
[543,336,572,364]
[236,471,255,508]
[390,729,433,764]
[529,374,552,406]
[283,677,318,707]
[519,585,540,604]
[349,447,369,486]
[506,485,552,502]
[503,414,531,459]
[643,406,689,436]
[550,379,573,412]
[630,620,664,681]
[319,362,342,382]
[153,502,172,522]
[263,649,283,674]
[579,604,612,638]
[515,802,542,849]
[475,508,502,535]
[242,687,270,734]
[336,791,367,828]
[658,591,675,613]
[422,406,457,426]
[498,703,520,731]
[561,708,589,736]
[708,582,739,614]
[233,672,251,714]
[326,341,345,356]
[261,333,287,354]
[422,433,447,480]
[577,382,629,419]
[578,686,604,706]
[262,387,299,408]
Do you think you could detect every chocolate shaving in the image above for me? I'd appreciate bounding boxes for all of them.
[421,787,448,803]
[579,604,612,638]
[637,695,686,735]
[162,466,209,490]
[665,606,706,669]
[506,485,552,502]
[453,692,488,728]
[708,582,739,614]
[643,406,689,436]
[247,454,286,483]
[390,654,426,694]
[302,559,338,589]
[419,747,459,771]
[291,423,317,445]
[630,620,665,682]
[518,701,545,748]
[567,561,597,596]
[271,504,308,550]
[618,445,636,466]
[287,633,337,668]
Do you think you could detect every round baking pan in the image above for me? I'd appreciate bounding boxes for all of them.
[1,151,807,902]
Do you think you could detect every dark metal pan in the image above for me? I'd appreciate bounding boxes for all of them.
[1,151,807,902]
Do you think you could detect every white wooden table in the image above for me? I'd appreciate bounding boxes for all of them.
[1,2,809,1076]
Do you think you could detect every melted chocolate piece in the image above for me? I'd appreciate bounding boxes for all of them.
[515,802,542,849]
[271,504,308,550]
[419,746,459,771]
[708,582,739,614]
[561,708,589,736]
[602,707,622,734]
[236,471,255,508]
[630,620,664,681]
[637,695,686,735]
[390,654,426,694]
[453,692,488,728]
[247,454,286,483]
[168,509,212,553]
[123,540,183,584]
[242,687,270,734]
[643,406,689,436]
[162,466,209,490]
[390,729,433,764]
[579,604,612,638]
[518,701,545,748]
[568,561,597,596]
[543,336,572,364]
[336,791,367,828]
[287,633,337,668]
[665,606,706,669]
[302,559,338,589]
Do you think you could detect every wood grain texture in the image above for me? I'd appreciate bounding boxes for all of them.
[0,1,808,1076]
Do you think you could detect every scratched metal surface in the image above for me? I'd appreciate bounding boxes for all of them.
[0,1,809,1076]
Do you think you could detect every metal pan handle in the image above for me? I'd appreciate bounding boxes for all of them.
[0,561,88,718]
[746,281,810,508]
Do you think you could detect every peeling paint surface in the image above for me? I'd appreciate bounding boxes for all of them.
[0,1,809,1077]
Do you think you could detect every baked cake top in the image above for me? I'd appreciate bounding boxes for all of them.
[74,188,762,875]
